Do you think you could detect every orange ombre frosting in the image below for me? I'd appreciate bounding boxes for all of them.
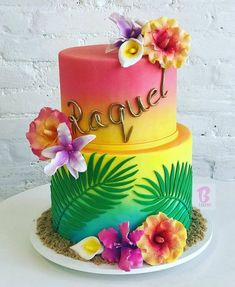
[59,44,177,150]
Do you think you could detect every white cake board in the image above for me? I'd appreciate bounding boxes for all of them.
[30,212,212,275]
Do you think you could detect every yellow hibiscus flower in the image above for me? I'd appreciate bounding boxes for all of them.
[142,17,190,68]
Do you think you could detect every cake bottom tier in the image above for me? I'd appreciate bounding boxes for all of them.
[50,123,192,243]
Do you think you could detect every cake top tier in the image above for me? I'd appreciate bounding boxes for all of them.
[59,43,177,149]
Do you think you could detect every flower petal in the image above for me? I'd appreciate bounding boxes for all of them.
[72,134,96,151]
[66,162,79,179]
[106,43,119,53]
[106,38,126,53]
[118,247,131,272]
[110,13,134,38]
[41,145,64,159]
[69,151,87,172]
[44,150,69,176]
[57,122,72,146]
[118,38,144,68]
[98,227,119,248]
[129,229,144,245]
[137,232,160,265]
[129,248,143,268]
[119,222,132,245]
[31,147,48,161]
[101,247,120,263]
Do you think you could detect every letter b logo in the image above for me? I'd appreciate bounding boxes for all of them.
[197,186,210,203]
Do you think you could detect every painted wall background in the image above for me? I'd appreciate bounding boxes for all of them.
[0,0,234,199]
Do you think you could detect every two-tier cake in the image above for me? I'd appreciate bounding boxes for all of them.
[27,14,206,272]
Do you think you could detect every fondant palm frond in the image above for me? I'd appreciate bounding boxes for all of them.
[51,153,138,239]
[133,162,192,229]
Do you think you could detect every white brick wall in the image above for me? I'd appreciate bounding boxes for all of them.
[0,0,234,199]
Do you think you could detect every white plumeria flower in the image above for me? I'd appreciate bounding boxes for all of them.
[118,38,144,68]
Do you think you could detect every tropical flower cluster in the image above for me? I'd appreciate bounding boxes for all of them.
[26,107,96,179]
[107,13,190,69]
[70,213,187,272]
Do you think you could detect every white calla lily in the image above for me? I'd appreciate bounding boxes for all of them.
[118,38,144,68]
[70,236,104,260]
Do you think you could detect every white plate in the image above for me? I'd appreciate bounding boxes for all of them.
[30,212,212,275]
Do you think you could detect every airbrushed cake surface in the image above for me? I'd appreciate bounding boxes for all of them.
[55,44,192,243]
[59,45,177,148]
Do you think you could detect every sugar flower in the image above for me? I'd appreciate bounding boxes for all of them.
[107,12,142,52]
[70,236,103,260]
[142,16,190,68]
[42,123,95,179]
[137,212,187,265]
[26,107,71,160]
[118,38,144,68]
[98,222,144,272]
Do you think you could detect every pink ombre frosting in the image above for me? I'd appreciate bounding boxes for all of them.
[59,44,177,147]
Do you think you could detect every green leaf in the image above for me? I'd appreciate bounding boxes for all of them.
[104,157,135,180]
[51,153,138,239]
[93,154,106,184]
[142,178,160,196]
[133,162,192,229]
[154,170,165,196]
[87,152,95,186]
[163,165,170,196]
[98,157,116,182]
[135,183,157,195]
[133,190,155,199]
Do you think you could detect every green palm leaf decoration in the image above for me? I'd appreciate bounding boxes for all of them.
[133,162,192,229]
[51,153,138,239]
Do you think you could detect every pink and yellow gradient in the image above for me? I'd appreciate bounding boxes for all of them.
[59,45,177,149]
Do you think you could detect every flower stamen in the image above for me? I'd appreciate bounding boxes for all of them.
[154,235,165,244]
[129,47,137,54]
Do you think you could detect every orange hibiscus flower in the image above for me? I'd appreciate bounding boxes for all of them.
[26,107,71,160]
[137,212,187,265]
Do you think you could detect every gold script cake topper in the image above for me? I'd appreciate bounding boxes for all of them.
[67,68,168,143]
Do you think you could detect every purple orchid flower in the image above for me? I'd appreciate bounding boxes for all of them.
[107,13,142,52]
[98,222,144,272]
[41,123,96,179]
